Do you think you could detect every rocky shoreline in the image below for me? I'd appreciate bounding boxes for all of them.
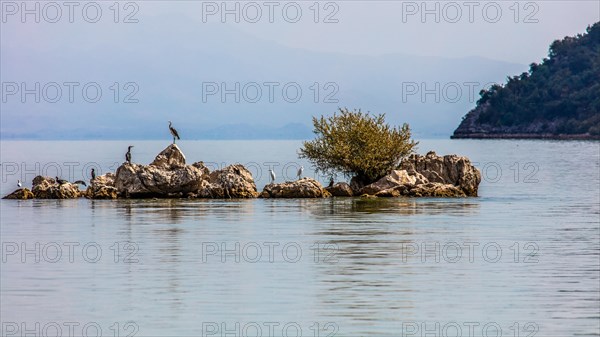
[452,104,600,140]
[4,145,481,200]
[451,133,599,140]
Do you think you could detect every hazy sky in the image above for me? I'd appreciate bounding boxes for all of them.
[172,0,599,63]
[1,0,598,139]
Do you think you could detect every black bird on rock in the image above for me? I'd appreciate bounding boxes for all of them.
[91,168,96,180]
[125,146,134,164]
[168,121,180,144]
[73,180,87,187]
[55,177,68,185]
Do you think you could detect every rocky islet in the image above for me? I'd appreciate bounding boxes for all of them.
[4,145,481,200]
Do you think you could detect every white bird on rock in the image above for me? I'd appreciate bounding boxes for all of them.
[269,169,276,183]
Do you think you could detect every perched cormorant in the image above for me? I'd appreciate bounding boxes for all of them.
[91,168,96,180]
[55,177,68,185]
[125,145,134,164]
[17,180,22,188]
[269,169,276,183]
[297,166,304,179]
[168,121,180,144]
[328,177,334,188]
[73,180,87,187]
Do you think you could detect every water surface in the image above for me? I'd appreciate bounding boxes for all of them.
[1,140,599,336]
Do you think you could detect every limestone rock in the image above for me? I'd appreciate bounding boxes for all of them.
[114,144,257,199]
[192,161,211,178]
[202,164,258,198]
[374,187,402,198]
[87,186,118,199]
[353,152,480,198]
[33,175,53,186]
[86,173,118,199]
[114,145,206,197]
[3,188,35,200]
[405,168,429,185]
[404,182,466,197]
[326,182,354,197]
[115,163,204,197]
[92,172,116,187]
[260,178,331,198]
[151,144,186,169]
[360,170,416,195]
[31,176,81,199]
[399,151,481,196]
[195,180,225,198]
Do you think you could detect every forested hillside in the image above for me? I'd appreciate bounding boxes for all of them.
[453,22,600,139]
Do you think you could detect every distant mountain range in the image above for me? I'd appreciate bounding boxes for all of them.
[453,22,600,140]
[1,16,527,139]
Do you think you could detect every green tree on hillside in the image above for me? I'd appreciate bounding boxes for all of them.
[468,22,600,136]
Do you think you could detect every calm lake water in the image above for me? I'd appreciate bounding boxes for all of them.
[1,140,599,337]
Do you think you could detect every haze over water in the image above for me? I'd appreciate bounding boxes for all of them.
[1,139,599,336]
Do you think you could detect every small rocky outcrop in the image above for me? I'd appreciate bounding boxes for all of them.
[86,173,118,199]
[404,182,466,197]
[2,146,480,200]
[32,176,81,199]
[326,182,354,197]
[192,161,211,177]
[260,178,331,198]
[360,170,416,195]
[399,151,481,196]
[114,145,206,198]
[195,164,258,198]
[151,145,186,169]
[2,188,35,200]
[370,182,466,197]
[358,151,481,198]
[112,145,258,199]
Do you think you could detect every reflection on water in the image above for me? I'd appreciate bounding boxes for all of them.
[1,140,599,336]
[310,197,480,216]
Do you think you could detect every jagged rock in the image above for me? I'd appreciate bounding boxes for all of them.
[200,164,258,198]
[87,186,118,199]
[360,170,416,195]
[399,151,481,196]
[326,182,354,197]
[3,188,35,200]
[151,144,186,169]
[353,152,480,198]
[404,168,429,185]
[371,182,466,198]
[92,173,116,187]
[195,180,225,198]
[115,163,205,197]
[107,145,258,199]
[114,145,206,197]
[260,178,331,198]
[86,173,118,199]
[33,175,52,186]
[192,161,211,178]
[374,187,402,198]
[31,176,81,199]
[405,182,466,197]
